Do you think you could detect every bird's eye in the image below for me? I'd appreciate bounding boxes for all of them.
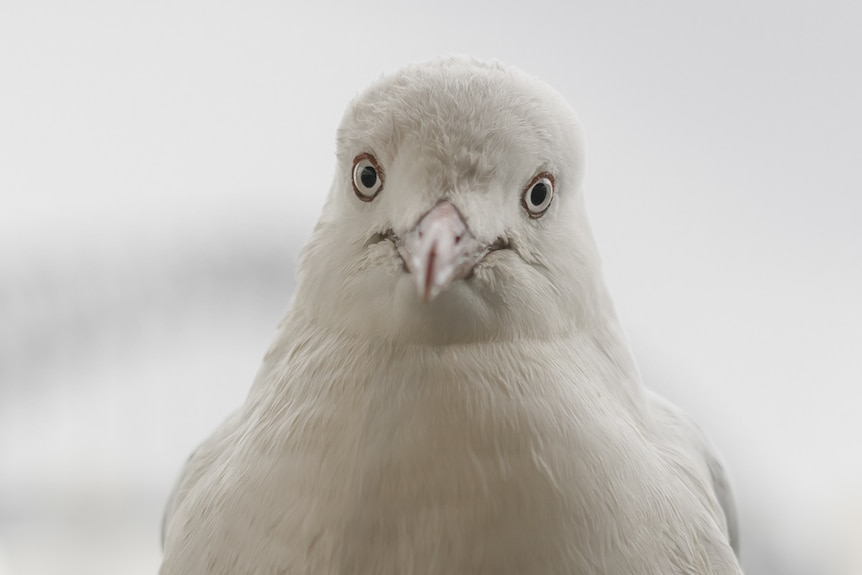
[522,173,555,217]
[352,153,384,201]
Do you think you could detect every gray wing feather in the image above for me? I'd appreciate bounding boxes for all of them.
[696,421,740,556]
[648,391,740,557]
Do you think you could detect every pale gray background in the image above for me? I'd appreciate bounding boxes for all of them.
[1,1,860,574]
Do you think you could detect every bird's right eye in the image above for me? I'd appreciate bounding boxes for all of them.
[352,153,384,201]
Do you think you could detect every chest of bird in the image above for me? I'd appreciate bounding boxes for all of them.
[179,328,651,570]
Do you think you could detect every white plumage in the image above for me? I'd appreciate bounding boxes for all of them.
[160,57,743,574]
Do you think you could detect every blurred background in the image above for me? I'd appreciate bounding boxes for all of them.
[1,1,860,573]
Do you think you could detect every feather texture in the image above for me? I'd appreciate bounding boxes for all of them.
[160,56,742,575]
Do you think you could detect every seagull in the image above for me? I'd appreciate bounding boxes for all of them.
[160,57,743,575]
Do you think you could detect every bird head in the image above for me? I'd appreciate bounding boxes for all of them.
[295,57,614,345]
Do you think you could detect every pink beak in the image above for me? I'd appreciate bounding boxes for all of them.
[398,201,489,303]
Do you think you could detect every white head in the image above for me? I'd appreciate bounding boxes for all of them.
[295,57,615,345]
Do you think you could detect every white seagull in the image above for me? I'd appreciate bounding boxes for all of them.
[160,57,743,575]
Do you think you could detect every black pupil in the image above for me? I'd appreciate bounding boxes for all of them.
[530,182,548,206]
[360,166,377,188]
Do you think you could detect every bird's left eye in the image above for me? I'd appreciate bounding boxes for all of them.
[352,153,384,201]
[522,173,555,217]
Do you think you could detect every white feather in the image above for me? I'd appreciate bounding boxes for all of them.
[160,56,743,574]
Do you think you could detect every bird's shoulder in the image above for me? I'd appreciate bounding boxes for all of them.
[161,408,244,549]
[646,390,740,556]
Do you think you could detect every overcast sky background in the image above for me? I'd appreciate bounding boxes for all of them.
[1,1,860,574]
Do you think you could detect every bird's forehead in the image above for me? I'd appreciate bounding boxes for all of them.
[337,62,565,174]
